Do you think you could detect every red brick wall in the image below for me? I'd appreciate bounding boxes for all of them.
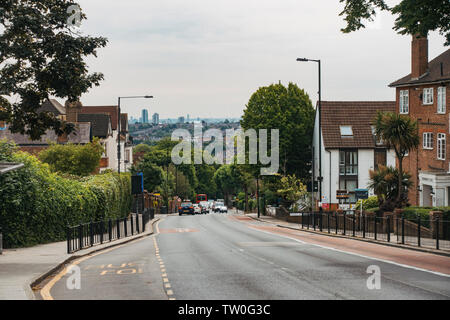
[396,84,450,205]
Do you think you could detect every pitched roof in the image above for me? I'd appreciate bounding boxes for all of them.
[77,114,111,138]
[321,101,395,149]
[0,123,91,145]
[37,99,66,115]
[389,49,450,87]
[79,106,118,130]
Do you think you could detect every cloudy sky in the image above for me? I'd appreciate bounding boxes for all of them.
[76,0,447,120]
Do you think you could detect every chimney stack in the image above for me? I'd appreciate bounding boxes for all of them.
[65,100,83,123]
[411,34,428,79]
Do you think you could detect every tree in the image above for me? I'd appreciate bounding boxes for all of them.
[374,112,419,207]
[133,144,152,155]
[0,1,108,140]
[368,165,412,212]
[276,174,308,209]
[132,160,164,193]
[213,165,241,206]
[240,82,315,180]
[339,0,450,45]
[39,138,103,176]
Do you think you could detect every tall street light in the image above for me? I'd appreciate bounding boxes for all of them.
[117,95,153,174]
[296,58,322,210]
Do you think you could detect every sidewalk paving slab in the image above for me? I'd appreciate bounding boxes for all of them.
[0,216,161,300]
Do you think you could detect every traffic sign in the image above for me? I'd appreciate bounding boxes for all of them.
[355,189,369,200]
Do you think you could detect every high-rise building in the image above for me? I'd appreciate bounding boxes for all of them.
[178,116,185,123]
[152,113,160,125]
[141,109,149,123]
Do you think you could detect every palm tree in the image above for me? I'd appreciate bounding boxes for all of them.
[374,112,419,207]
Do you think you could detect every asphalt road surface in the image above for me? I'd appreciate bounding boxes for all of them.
[44,212,450,300]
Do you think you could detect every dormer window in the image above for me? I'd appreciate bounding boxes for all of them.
[340,126,353,137]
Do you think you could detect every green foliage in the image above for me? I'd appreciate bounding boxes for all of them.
[0,0,108,140]
[355,196,379,210]
[241,82,315,179]
[276,174,308,208]
[0,142,131,248]
[38,138,104,176]
[133,144,152,155]
[132,160,164,193]
[368,165,412,212]
[339,0,450,45]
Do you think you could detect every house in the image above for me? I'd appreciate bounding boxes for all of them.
[389,35,450,207]
[312,101,396,210]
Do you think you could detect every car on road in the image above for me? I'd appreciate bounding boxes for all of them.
[179,202,195,215]
[218,205,228,213]
[193,204,202,214]
[213,202,224,213]
[199,201,209,214]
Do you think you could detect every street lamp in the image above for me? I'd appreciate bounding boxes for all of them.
[117,95,154,174]
[296,57,322,210]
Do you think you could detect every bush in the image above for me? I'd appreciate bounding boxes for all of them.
[355,196,379,210]
[0,142,131,248]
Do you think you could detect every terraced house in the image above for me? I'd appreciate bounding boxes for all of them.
[389,35,450,207]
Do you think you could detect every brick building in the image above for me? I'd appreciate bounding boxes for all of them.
[389,35,450,207]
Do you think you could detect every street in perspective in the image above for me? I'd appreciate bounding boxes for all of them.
[0,0,450,311]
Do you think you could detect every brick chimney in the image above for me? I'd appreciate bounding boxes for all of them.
[65,100,83,123]
[411,34,428,79]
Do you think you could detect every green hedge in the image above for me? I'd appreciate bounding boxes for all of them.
[0,143,131,248]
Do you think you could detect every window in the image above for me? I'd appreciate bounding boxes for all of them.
[438,87,446,114]
[371,125,384,145]
[423,132,433,149]
[438,133,446,160]
[374,149,387,171]
[339,150,358,176]
[340,126,353,137]
[399,90,409,114]
[423,88,434,105]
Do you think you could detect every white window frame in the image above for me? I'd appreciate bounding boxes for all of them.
[437,87,446,114]
[399,90,409,114]
[423,132,433,149]
[423,88,434,105]
[437,133,446,160]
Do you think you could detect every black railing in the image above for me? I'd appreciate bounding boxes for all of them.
[67,210,154,254]
[297,212,450,251]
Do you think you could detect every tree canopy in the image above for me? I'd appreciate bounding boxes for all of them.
[0,0,108,140]
[339,0,450,45]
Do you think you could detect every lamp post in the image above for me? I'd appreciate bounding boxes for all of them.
[117,95,153,174]
[296,58,322,209]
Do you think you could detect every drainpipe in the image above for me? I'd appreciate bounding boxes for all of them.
[326,149,332,210]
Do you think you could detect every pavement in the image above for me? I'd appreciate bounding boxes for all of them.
[0,216,160,300]
[43,212,450,300]
[246,212,450,256]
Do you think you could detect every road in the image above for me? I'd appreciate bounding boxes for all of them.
[42,212,450,300]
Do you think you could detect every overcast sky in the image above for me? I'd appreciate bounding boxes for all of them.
[76,0,447,120]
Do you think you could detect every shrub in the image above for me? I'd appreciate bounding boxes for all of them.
[355,196,379,210]
[0,143,131,248]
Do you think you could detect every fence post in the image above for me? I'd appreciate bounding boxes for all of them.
[374,216,377,240]
[417,216,421,247]
[313,213,316,231]
[131,215,134,235]
[343,212,346,235]
[301,212,304,229]
[78,225,83,250]
[124,217,128,237]
[387,216,391,242]
[100,222,104,244]
[352,214,356,237]
[66,226,71,254]
[327,214,330,233]
[436,217,439,250]
[401,216,405,244]
[362,214,366,238]
[136,214,140,233]
[90,221,94,247]
[108,219,112,242]
[319,213,323,232]
[335,213,338,234]
[307,213,310,230]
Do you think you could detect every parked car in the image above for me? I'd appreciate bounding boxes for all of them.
[193,204,202,214]
[179,202,194,215]
[199,201,209,214]
[219,205,228,213]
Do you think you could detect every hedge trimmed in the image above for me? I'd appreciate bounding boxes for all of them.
[0,141,131,248]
